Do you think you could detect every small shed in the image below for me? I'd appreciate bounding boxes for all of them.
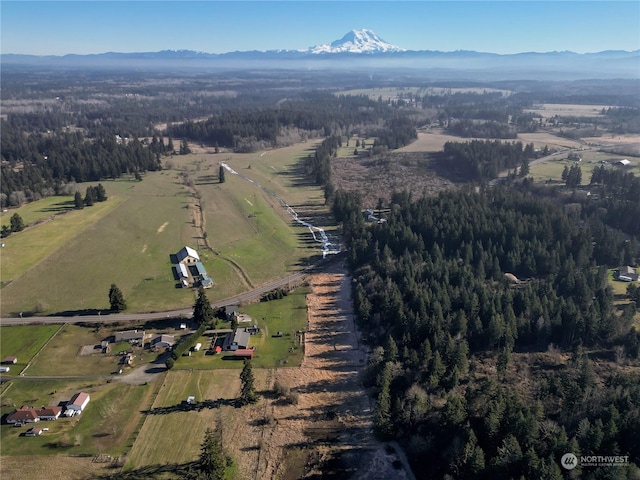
[3,356,17,364]
[617,159,631,166]
[187,396,196,405]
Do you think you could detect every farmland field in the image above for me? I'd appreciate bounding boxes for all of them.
[0,140,333,315]
[524,103,614,118]
[0,378,154,458]
[124,368,267,478]
[0,324,61,373]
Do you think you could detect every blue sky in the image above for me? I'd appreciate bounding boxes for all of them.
[2,1,639,55]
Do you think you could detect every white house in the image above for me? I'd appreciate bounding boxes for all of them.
[67,392,90,412]
[176,246,200,264]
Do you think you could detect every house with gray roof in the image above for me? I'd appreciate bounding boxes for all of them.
[222,328,250,351]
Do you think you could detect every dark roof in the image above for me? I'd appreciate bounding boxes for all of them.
[176,246,199,262]
[222,329,250,350]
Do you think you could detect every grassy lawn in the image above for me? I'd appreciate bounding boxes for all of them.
[0,324,61,373]
[0,379,154,456]
[174,287,309,370]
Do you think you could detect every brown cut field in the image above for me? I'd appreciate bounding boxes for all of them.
[524,103,614,118]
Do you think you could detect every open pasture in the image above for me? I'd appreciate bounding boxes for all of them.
[0,195,76,227]
[0,195,125,287]
[0,324,61,373]
[524,103,613,119]
[0,378,153,457]
[516,132,584,150]
[2,172,193,315]
[125,368,267,477]
[1,139,333,315]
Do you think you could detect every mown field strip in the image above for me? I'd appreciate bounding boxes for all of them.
[0,196,126,283]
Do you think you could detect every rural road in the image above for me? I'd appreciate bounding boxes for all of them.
[0,255,344,326]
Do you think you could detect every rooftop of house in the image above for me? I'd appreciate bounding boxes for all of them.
[176,246,200,262]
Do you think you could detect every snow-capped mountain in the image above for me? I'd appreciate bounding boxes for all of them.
[308,29,404,54]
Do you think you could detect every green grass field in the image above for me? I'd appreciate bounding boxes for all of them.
[0,324,61,373]
[25,324,159,376]
[1,142,333,315]
[125,369,241,469]
[0,379,154,456]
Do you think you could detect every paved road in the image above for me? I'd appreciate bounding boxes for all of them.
[0,254,344,326]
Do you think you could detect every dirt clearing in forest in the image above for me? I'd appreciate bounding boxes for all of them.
[248,264,414,480]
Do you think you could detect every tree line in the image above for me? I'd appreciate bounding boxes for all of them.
[0,123,162,204]
[442,140,536,181]
[330,186,639,478]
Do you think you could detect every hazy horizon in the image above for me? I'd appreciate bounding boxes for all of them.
[2,1,639,56]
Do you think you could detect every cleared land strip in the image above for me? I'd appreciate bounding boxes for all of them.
[248,264,415,480]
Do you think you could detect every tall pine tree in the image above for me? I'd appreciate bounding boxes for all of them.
[108,284,126,312]
[239,359,258,405]
[197,428,227,480]
[193,287,214,326]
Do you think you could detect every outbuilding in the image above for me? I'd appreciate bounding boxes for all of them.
[3,356,17,364]
[67,392,90,412]
[151,334,175,349]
